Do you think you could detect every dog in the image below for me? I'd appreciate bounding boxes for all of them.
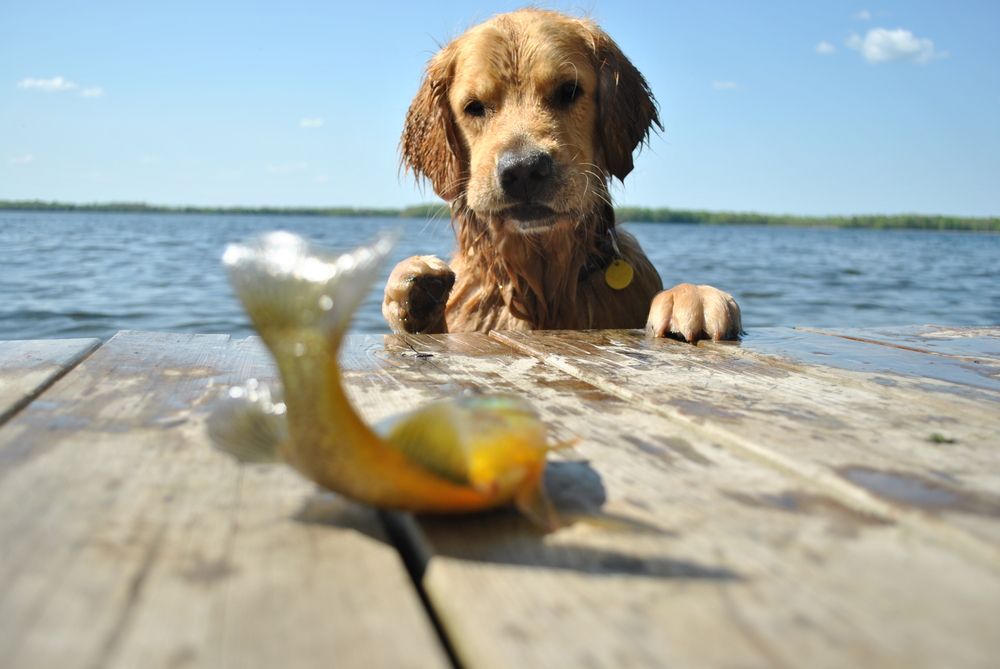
[383,8,741,341]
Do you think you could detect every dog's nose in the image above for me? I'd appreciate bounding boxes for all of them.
[497,151,553,201]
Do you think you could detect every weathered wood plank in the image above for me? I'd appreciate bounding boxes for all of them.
[800,326,1000,365]
[492,329,1000,562]
[705,327,1000,395]
[0,338,100,425]
[340,332,1000,669]
[0,331,449,669]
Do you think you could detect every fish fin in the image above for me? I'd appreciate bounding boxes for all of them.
[514,480,562,532]
[548,436,581,452]
[377,392,558,488]
[222,230,398,349]
[207,380,289,463]
[376,403,470,485]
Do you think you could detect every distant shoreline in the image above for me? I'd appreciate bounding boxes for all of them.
[1,200,997,232]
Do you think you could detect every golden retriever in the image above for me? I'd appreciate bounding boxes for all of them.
[383,8,741,341]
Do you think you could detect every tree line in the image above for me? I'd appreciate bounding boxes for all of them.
[2,200,996,232]
[0,200,449,219]
[615,207,1000,232]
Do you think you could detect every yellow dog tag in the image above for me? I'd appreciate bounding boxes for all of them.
[605,258,634,290]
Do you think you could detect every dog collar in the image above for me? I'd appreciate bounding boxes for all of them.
[578,226,634,289]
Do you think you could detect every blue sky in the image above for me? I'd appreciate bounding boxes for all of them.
[2,1,998,216]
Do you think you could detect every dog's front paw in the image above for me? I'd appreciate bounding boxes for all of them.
[646,284,742,342]
[382,256,455,334]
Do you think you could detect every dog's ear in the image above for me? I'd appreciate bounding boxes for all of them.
[400,49,465,202]
[595,32,661,181]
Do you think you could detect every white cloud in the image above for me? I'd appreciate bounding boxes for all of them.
[816,41,836,55]
[314,175,328,183]
[267,162,309,174]
[853,10,872,21]
[847,28,947,64]
[712,81,739,90]
[17,76,78,92]
[141,155,161,164]
[16,76,104,96]
[299,118,324,128]
[8,155,34,165]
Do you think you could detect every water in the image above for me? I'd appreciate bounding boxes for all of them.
[1,210,997,341]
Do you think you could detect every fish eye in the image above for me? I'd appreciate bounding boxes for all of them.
[464,100,486,117]
[557,82,584,107]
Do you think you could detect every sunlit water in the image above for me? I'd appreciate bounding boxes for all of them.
[1,211,997,341]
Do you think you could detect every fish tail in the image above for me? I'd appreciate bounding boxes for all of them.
[207,380,289,463]
[222,230,398,350]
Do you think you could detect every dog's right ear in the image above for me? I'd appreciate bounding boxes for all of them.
[400,49,465,202]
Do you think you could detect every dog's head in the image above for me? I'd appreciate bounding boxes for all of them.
[401,9,660,233]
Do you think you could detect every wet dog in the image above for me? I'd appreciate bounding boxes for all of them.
[384,8,741,340]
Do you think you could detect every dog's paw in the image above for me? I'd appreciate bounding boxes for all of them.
[382,256,456,334]
[646,284,742,342]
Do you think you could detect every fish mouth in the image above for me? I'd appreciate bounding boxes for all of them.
[501,205,559,230]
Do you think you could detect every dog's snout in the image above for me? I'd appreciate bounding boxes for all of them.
[498,151,553,201]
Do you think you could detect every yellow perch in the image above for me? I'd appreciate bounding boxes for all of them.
[208,231,560,529]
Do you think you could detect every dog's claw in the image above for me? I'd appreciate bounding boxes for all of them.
[646,284,742,342]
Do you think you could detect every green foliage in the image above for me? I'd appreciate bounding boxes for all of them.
[1,200,997,231]
[398,203,450,219]
[0,200,434,219]
[615,207,1000,232]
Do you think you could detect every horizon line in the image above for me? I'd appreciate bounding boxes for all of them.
[1,199,997,222]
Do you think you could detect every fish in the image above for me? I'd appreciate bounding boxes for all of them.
[207,231,561,529]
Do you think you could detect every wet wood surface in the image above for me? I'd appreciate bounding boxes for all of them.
[0,332,450,669]
[1,327,999,668]
[0,338,100,423]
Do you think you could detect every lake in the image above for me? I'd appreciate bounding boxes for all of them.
[1,210,997,341]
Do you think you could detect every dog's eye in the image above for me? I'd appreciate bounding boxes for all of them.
[464,100,486,117]
[557,82,584,106]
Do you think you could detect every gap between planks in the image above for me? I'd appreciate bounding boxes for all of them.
[362,331,1000,669]
[0,333,454,669]
[0,339,102,427]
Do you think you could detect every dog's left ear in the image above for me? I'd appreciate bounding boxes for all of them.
[595,32,662,181]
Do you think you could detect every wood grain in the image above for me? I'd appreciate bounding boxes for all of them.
[0,338,100,425]
[4,327,999,669]
[700,328,1000,399]
[0,331,449,669]
[340,332,1000,669]
[800,325,1000,365]
[493,329,1000,562]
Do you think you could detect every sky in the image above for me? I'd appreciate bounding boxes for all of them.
[2,1,998,217]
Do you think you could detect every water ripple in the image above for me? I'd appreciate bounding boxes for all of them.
[1,211,997,341]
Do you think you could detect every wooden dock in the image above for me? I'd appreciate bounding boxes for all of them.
[2,326,999,668]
